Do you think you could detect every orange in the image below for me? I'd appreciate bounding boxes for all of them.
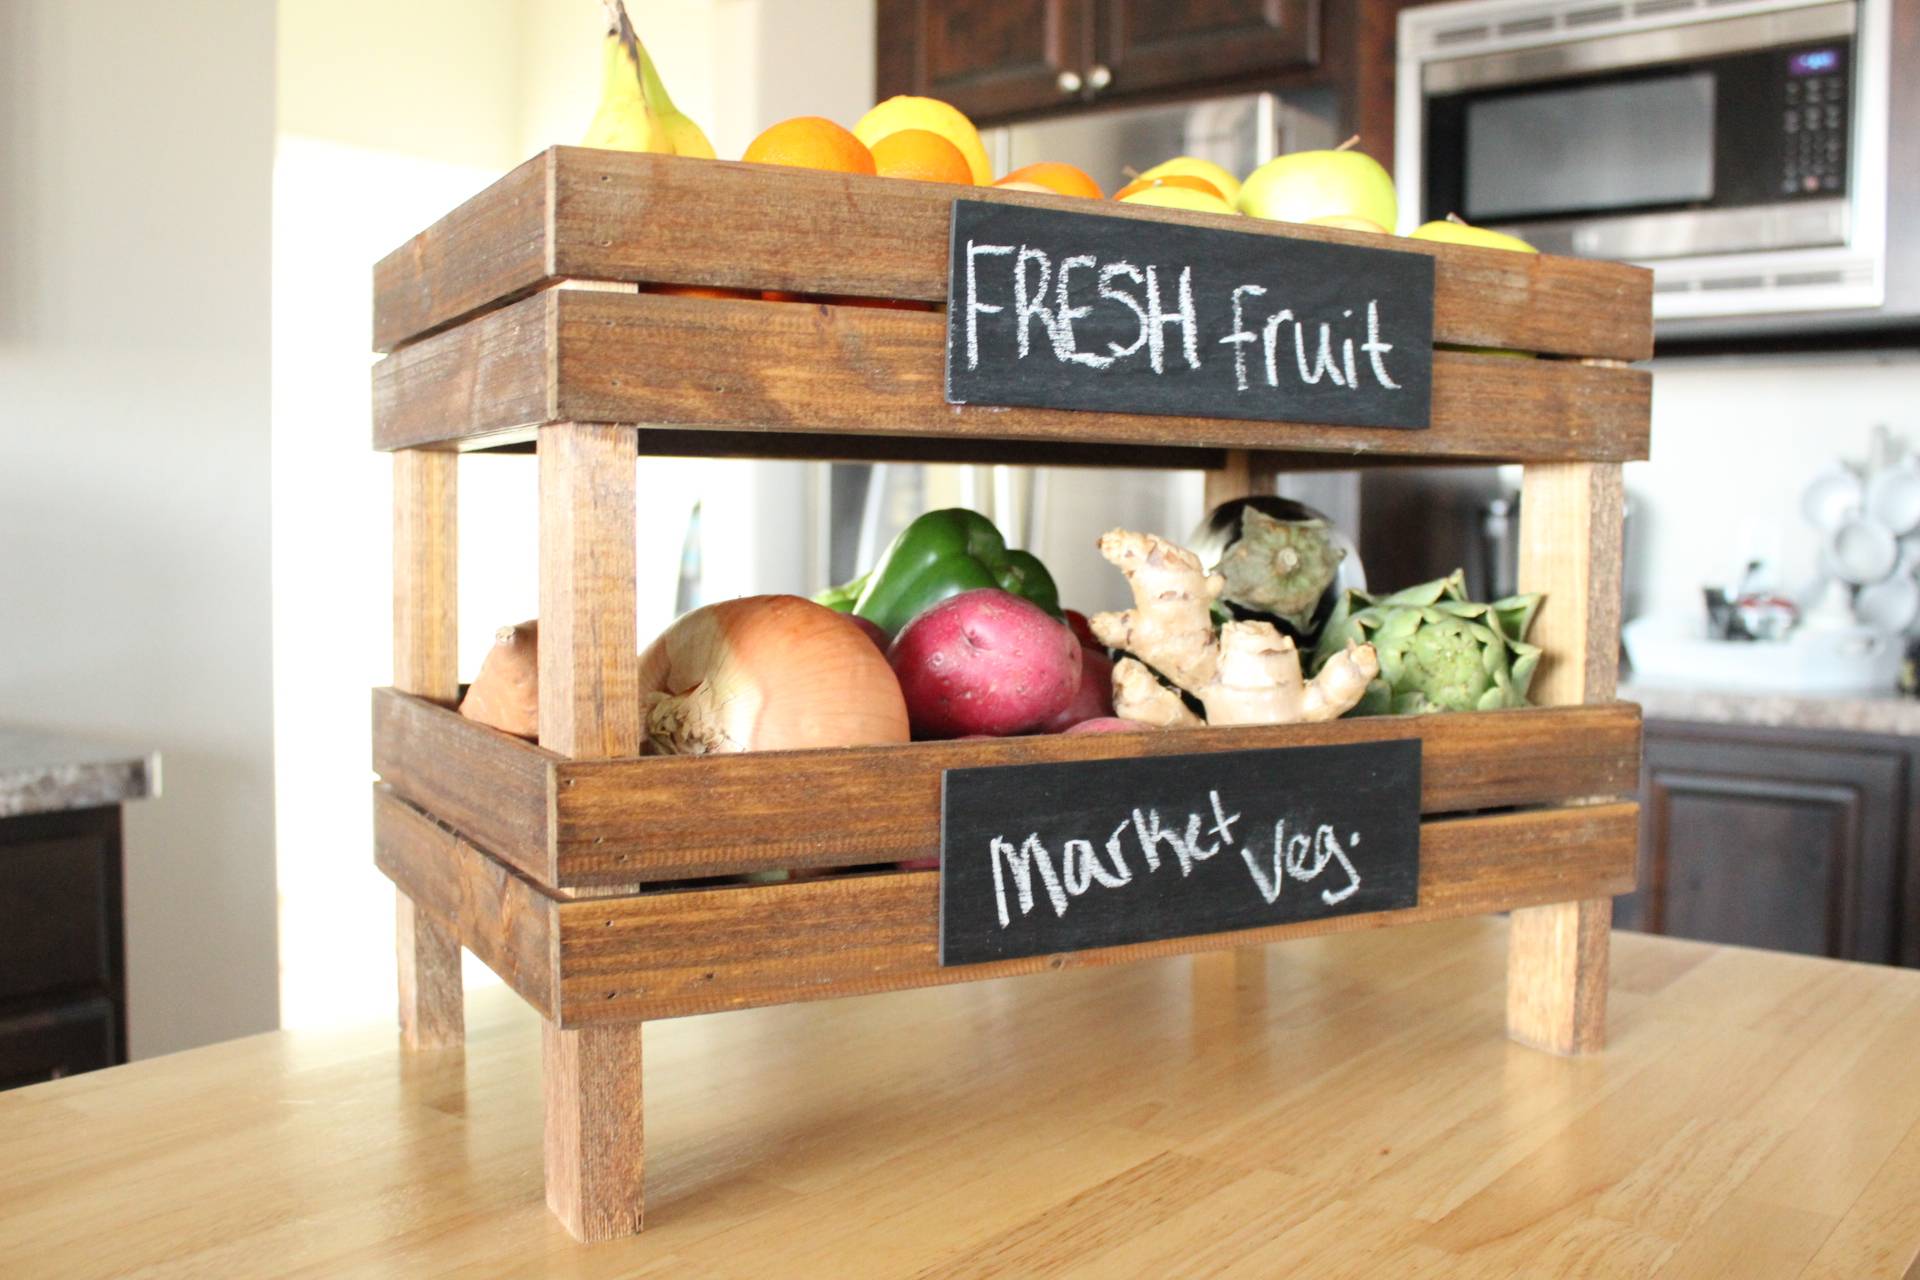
[869,129,974,184]
[853,97,991,185]
[994,162,1103,199]
[1113,174,1224,202]
[647,283,755,300]
[742,117,876,175]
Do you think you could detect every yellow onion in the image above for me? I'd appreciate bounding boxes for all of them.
[639,595,909,754]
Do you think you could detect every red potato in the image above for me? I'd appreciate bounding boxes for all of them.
[1062,608,1100,650]
[1035,645,1114,733]
[888,588,1082,739]
[1065,716,1153,734]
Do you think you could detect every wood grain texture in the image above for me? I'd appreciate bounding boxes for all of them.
[372,149,1652,361]
[1507,460,1630,1055]
[372,686,558,886]
[7,923,1920,1275]
[395,890,463,1050]
[551,702,1642,884]
[372,787,556,1019]
[550,802,1637,1025]
[537,423,640,760]
[391,450,459,703]
[373,289,1652,461]
[372,151,551,353]
[1202,449,1281,509]
[542,1020,644,1242]
[371,691,1641,885]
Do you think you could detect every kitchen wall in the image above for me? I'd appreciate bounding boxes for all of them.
[0,1,279,1056]
[1626,349,1920,625]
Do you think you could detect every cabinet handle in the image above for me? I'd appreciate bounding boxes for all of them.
[1087,63,1112,92]
[1057,68,1083,94]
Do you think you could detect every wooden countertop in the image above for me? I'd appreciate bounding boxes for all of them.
[3,919,1917,1278]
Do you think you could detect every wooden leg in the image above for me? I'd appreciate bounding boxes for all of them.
[543,1020,645,1241]
[1507,898,1611,1054]
[1508,461,1625,1055]
[396,889,463,1050]
[537,423,644,1237]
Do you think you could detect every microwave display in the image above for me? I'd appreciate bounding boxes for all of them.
[1464,75,1716,222]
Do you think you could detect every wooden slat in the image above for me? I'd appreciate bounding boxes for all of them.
[373,289,1651,462]
[372,787,557,1019]
[373,149,1652,361]
[551,702,1642,885]
[550,802,1640,1024]
[373,151,552,354]
[372,686,558,885]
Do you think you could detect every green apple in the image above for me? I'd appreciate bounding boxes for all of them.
[1409,218,1537,254]
[1236,147,1396,230]
[1137,156,1242,206]
[1117,185,1238,215]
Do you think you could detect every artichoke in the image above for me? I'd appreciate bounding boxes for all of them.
[1310,570,1543,716]
[1189,497,1365,648]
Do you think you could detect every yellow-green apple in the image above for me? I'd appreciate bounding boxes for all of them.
[1236,144,1396,229]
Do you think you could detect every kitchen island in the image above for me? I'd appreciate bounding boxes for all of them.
[1,917,1915,1278]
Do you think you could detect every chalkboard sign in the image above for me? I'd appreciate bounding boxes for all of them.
[938,740,1421,966]
[945,199,1435,430]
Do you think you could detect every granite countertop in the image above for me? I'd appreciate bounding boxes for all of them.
[0,730,161,819]
[1622,682,1920,737]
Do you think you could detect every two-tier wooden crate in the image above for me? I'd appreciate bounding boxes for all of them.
[370,147,1650,1241]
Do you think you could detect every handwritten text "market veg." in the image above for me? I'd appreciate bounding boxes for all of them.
[986,789,1365,931]
[959,241,1406,396]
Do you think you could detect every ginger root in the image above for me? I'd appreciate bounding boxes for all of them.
[1111,657,1203,727]
[1092,529,1378,726]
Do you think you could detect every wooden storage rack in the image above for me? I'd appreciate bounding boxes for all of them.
[371,147,1650,1242]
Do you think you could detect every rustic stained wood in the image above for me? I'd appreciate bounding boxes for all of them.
[374,786,556,1019]
[369,149,1653,1241]
[554,802,1636,1024]
[371,780,1635,1028]
[372,288,1652,462]
[372,686,559,885]
[1506,461,1628,1055]
[371,688,1640,887]
[373,150,1652,361]
[533,420,645,1240]
[389,449,464,1049]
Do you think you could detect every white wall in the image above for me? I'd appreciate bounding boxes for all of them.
[1626,351,1920,624]
[0,1,279,1057]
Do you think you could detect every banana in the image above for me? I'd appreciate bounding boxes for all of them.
[635,28,716,159]
[583,2,673,153]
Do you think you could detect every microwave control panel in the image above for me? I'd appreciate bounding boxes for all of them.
[1780,46,1849,197]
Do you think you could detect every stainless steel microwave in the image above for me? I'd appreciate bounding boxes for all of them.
[1398,0,1899,335]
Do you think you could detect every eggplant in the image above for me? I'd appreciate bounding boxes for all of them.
[1189,496,1366,647]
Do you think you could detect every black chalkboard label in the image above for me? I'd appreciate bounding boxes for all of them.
[938,740,1421,966]
[945,199,1435,429]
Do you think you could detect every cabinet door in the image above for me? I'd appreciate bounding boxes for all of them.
[1624,725,1904,963]
[1092,0,1319,98]
[876,0,1089,125]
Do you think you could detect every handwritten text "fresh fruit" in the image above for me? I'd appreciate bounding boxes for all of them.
[986,789,1363,929]
[960,242,1403,393]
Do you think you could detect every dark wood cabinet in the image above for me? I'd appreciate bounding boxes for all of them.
[877,0,1398,137]
[1624,720,1917,967]
[877,0,1090,124]
[0,806,128,1087]
[1091,0,1319,99]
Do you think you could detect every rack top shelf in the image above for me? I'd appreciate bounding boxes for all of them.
[373,147,1652,361]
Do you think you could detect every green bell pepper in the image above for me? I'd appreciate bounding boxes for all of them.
[846,508,1061,635]
[811,572,869,613]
